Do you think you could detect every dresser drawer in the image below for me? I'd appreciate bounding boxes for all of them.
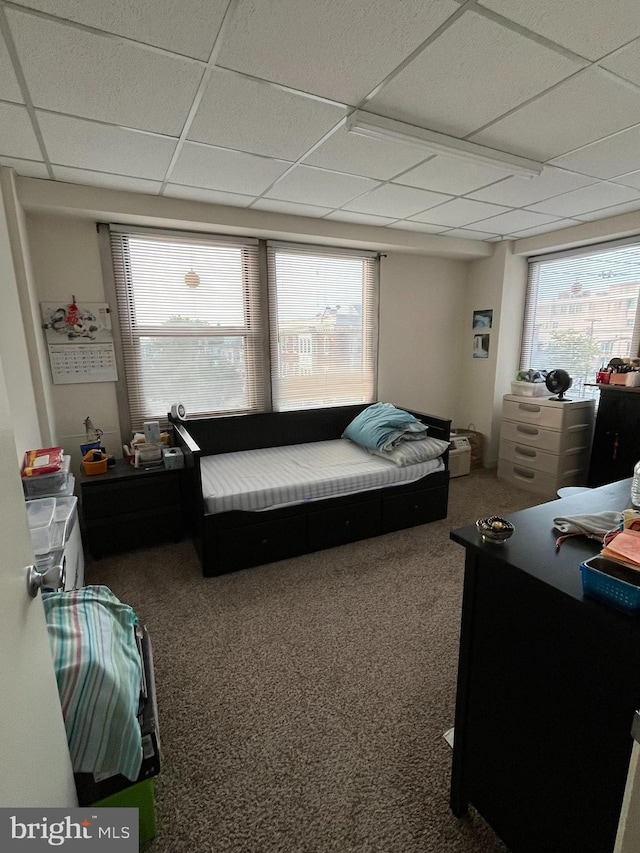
[499,439,589,477]
[497,458,588,497]
[502,398,593,431]
[500,419,592,455]
[82,473,181,520]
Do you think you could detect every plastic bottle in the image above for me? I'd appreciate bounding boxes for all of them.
[632,461,640,509]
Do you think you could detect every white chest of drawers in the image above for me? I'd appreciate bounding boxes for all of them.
[497,395,594,497]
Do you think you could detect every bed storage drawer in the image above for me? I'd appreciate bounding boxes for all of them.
[308,500,381,551]
[382,488,444,533]
[208,516,306,574]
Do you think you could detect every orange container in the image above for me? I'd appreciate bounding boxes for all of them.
[82,449,108,475]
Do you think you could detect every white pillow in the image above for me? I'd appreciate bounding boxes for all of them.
[369,435,450,467]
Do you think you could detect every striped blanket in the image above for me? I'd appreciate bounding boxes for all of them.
[42,585,143,782]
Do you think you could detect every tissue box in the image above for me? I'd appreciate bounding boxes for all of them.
[162,447,184,470]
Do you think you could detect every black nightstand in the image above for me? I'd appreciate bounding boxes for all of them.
[79,459,185,558]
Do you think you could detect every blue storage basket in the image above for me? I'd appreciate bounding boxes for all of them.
[580,557,640,614]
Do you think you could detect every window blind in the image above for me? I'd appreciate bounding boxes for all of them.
[110,227,265,430]
[267,242,378,411]
[522,237,640,395]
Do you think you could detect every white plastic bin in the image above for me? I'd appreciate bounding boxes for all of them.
[510,381,548,397]
[26,497,56,554]
[23,455,71,499]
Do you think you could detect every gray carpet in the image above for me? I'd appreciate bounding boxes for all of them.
[86,469,541,853]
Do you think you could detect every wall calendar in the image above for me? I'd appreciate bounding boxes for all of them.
[40,298,118,384]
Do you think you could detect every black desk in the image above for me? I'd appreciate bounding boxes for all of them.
[450,479,640,853]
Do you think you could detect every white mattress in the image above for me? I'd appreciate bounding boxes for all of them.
[200,438,444,514]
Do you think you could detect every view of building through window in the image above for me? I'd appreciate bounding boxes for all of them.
[522,242,640,396]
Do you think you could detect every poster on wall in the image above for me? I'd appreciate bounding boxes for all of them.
[473,334,490,359]
[40,298,118,384]
[472,309,493,330]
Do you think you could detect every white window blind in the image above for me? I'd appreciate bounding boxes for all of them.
[522,238,640,395]
[110,227,265,430]
[267,242,378,411]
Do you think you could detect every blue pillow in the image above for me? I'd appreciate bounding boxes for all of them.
[343,403,427,451]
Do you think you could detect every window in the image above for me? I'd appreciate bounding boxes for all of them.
[522,237,640,395]
[105,227,378,430]
[267,242,378,411]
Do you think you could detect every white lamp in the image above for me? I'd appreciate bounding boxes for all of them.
[346,111,543,178]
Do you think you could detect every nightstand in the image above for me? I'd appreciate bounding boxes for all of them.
[79,459,185,558]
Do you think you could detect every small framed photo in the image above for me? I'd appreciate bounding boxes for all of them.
[473,309,493,330]
[473,334,490,359]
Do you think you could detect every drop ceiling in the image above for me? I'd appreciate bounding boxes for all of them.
[3,0,640,242]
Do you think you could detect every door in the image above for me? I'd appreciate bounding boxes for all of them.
[0,351,76,806]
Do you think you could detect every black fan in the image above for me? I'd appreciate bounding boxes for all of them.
[545,369,572,401]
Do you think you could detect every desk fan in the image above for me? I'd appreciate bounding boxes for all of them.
[545,369,572,401]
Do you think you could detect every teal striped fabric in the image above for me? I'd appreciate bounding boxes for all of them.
[42,586,143,782]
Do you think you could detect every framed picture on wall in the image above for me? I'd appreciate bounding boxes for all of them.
[473,334,490,359]
[472,309,493,330]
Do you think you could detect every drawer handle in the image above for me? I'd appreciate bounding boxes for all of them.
[516,424,539,436]
[344,519,350,526]
[261,538,268,545]
[518,403,541,413]
[515,445,536,459]
[413,504,419,511]
[513,466,535,480]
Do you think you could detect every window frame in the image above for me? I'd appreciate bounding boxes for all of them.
[100,225,379,438]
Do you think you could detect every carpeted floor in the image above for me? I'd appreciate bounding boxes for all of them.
[86,469,542,853]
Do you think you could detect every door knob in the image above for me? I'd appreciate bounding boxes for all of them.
[27,558,66,599]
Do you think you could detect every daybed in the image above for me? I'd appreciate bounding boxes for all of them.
[170,403,451,576]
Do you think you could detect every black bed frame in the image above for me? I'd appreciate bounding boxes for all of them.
[171,404,451,577]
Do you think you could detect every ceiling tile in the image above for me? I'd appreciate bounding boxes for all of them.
[7,8,203,135]
[507,218,583,238]
[388,220,447,233]
[37,112,177,178]
[441,227,500,240]
[468,208,561,234]
[479,0,640,60]
[163,184,254,207]
[551,124,640,180]
[11,0,228,60]
[467,166,597,206]
[342,183,449,218]
[52,166,162,194]
[325,211,398,226]
[0,102,41,159]
[216,0,459,104]
[472,69,640,161]
[304,126,427,181]
[409,198,510,227]
[395,155,510,195]
[600,39,640,87]
[251,198,333,218]
[0,156,48,178]
[611,170,640,191]
[573,200,640,222]
[0,31,23,102]
[526,182,640,217]
[367,11,581,138]
[189,71,345,161]
[265,165,378,208]
[171,142,291,196]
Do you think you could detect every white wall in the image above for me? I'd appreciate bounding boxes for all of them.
[0,170,43,461]
[377,252,468,423]
[460,242,527,466]
[26,214,122,472]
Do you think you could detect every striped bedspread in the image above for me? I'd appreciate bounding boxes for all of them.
[200,438,444,514]
[42,586,143,782]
